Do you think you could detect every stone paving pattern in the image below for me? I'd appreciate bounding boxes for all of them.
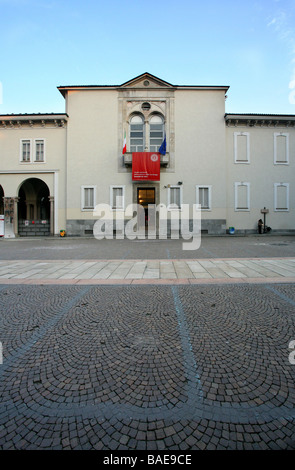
[0,282,295,450]
[0,236,294,450]
[0,257,295,284]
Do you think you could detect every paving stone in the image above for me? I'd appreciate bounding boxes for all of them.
[0,236,295,450]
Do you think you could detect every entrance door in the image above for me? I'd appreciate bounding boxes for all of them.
[137,187,156,232]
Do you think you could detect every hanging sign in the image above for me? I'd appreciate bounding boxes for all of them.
[132,152,160,181]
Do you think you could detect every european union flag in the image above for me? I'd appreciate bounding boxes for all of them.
[159,135,166,155]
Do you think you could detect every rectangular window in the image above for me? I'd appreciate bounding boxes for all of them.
[20,139,31,162]
[81,186,96,211]
[235,182,250,211]
[196,185,211,210]
[110,185,125,210]
[35,139,45,162]
[20,138,45,163]
[168,185,182,209]
[274,183,289,211]
[274,133,289,164]
[234,132,250,163]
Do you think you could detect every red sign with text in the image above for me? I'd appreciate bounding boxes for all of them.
[132,152,160,181]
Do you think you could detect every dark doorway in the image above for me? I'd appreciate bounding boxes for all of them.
[137,187,155,230]
[18,178,50,236]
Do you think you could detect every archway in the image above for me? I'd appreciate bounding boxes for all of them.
[18,178,51,236]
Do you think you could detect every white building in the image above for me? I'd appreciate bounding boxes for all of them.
[0,72,294,238]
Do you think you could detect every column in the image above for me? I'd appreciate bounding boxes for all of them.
[13,197,19,236]
[3,197,16,238]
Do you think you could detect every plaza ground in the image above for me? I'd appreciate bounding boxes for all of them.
[0,234,294,452]
[0,233,294,261]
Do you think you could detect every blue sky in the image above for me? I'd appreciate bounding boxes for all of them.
[1,0,295,115]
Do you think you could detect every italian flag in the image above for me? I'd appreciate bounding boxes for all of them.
[122,130,127,154]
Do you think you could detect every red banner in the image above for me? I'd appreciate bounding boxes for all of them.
[132,152,160,181]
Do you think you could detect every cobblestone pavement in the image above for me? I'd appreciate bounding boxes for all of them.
[0,236,294,452]
[0,283,295,450]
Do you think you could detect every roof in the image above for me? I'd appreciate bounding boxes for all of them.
[57,72,230,97]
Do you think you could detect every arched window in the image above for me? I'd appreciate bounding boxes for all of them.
[149,115,164,152]
[130,115,144,152]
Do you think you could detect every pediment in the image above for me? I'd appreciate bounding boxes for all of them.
[120,73,174,89]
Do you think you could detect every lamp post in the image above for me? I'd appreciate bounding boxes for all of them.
[260,207,269,233]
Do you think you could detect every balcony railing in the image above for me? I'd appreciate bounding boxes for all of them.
[123,152,169,167]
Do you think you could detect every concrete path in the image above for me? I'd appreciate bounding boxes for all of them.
[0,257,295,284]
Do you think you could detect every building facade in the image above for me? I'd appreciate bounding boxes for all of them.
[0,72,294,238]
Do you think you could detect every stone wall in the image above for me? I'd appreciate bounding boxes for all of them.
[18,220,50,237]
[66,218,227,237]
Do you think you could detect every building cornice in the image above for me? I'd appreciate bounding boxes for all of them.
[0,113,68,129]
[58,84,230,96]
[0,169,59,174]
[225,113,295,127]
[57,85,118,97]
